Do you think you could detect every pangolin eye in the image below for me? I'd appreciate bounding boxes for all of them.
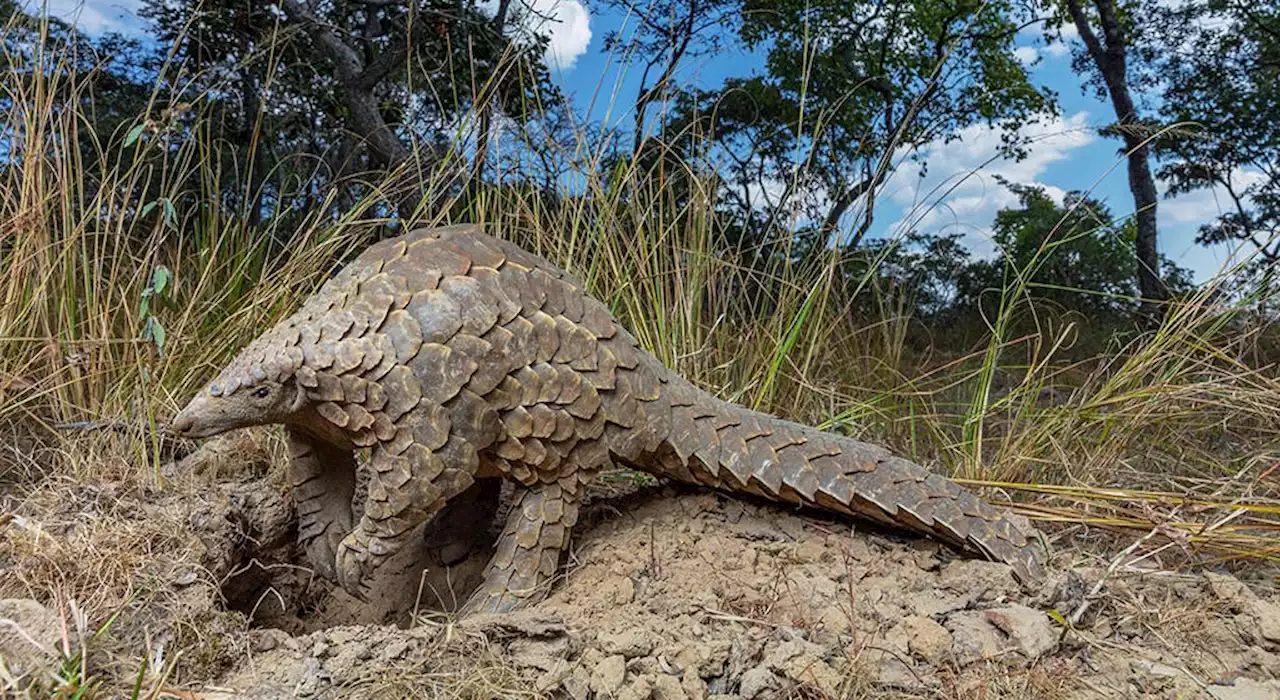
[253,386,271,398]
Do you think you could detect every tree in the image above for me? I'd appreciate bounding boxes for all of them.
[138,0,562,224]
[955,180,1192,319]
[684,0,1055,250]
[1054,0,1165,319]
[1150,1,1279,281]
[600,0,738,154]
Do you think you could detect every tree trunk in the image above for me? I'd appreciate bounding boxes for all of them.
[1064,0,1165,321]
[279,0,431,222]
[239,72,267,227]
[472,0,513,198]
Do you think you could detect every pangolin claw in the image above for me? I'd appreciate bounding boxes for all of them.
[335,537,375,601]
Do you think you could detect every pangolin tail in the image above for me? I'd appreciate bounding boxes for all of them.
[644,374,1046,584]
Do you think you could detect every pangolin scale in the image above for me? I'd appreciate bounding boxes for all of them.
[172,224,1046,612]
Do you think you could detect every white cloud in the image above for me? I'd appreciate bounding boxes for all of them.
[1160,169,1266,226]
[30,0,143,34]
[485,0,592,72]
[880,111,1098,257]
[1155,168,1271,280]
[1044,40,1071,58]
[1013,46,1039,66]
[1017,16,1075,60]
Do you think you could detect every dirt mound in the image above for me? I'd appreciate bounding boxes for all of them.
[3,444,1279,698]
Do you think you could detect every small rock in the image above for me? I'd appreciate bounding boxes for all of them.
[682,667,708,700]
[984,604,1058,659]
[738,668,779,699]
[619,675,654,700]
[945,611,1006,666]
[1208,677,1280,700]
[654,673,688,700]
[938,560,1018,599]
[903,615,952,664]
[783,654,842,696]
[591,655,628,695]
[600,628,658,658]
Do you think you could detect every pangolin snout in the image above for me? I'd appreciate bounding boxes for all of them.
[170,392,218,438]
[170,413,196,436]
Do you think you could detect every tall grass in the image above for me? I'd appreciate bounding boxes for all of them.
[1,11,1278,568]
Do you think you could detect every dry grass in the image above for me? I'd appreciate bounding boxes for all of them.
[2,9,1279,699]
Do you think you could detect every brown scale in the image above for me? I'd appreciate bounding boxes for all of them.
[176,224,1046,615]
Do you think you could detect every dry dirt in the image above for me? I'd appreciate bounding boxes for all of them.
[2,432,1279,699]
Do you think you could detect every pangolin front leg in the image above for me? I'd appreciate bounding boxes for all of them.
[286,428,356,581]
[335,434,478,598]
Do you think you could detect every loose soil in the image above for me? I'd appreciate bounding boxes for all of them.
[2,431,1278,699]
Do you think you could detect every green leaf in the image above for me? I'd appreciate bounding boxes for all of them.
[124,123,146,147]
[151,320,166,354]
[151,266,171,296]
[139,200,157,218]
[162,198,177,229]
[138,295,150,319]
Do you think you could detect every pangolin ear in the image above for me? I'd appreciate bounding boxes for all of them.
[289,381,310,411]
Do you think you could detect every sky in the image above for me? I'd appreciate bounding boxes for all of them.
[37,0,1250,283]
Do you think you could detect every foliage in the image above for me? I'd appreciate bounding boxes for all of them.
[967,182,1139,314]
[674,0,1057,247]
[1149,0,1280,284]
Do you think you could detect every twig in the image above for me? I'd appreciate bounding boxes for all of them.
[1068,509,1179,628]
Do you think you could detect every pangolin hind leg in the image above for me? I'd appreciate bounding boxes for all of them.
[286,428,356,581]
[335,436,478,598]
[460,435,606,614]
[461,478,582,614]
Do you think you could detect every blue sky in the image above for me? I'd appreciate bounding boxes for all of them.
[42,0,1247,282]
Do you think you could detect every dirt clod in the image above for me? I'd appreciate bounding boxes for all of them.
[0,599,61,684]
[591,654,628,694]
[984,604,1058,659]
[903,614,953,664]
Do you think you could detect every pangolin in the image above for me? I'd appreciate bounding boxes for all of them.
[171,224,1046,613]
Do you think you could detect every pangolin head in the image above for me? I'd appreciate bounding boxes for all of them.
[171,333,308,439]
